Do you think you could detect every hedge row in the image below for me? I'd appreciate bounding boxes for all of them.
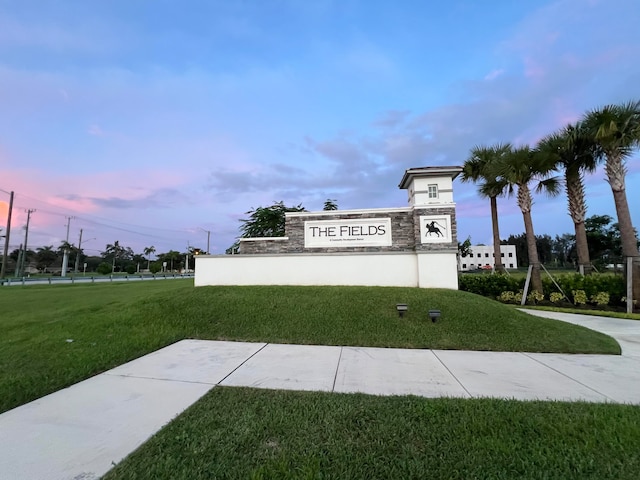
[458,273,626,305]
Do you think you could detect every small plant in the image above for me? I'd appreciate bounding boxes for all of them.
[590,292,610,306]
[527,291,545,304]
[621,297,638,307]
[549,292,564,303]
[498,291,516,303]
[514,290,524,304]
[572,290,588,305]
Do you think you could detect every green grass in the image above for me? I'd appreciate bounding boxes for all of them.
[104,387,640,480]
[0,281,620,413]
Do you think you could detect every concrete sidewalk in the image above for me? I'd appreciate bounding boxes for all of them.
[1,310,640,480]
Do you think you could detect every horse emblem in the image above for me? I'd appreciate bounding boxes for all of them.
[425,220,445,237]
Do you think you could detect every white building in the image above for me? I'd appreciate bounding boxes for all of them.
[459,245,518,271]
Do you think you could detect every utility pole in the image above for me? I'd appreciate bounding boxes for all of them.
[199,227,211,254]
[1,190,14,279]
[19,209,35,277]
[74,228,83,274]
[61,216,74,277]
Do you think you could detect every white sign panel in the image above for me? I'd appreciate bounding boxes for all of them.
[305,218,392,248]
[420,215,452,243]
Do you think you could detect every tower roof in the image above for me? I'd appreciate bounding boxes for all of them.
[398,166,463,189]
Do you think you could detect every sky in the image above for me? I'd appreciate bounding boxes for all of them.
[1,0,639,258]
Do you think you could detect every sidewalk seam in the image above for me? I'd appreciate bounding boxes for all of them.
[216,343,269,385]
[521,352,614,402]
[431,350,473,398]
[331,347,344,392]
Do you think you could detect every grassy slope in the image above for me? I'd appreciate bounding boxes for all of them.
[0,281,619,413]
[104,387,640,480]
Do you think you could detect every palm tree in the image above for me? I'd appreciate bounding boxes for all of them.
[493,145,561,293]
[143,246,156,271]
[537,123,598,275]
[583,100,640,302]
[104,240,125,273]
[461,144,511,272]
[35,245,57,273]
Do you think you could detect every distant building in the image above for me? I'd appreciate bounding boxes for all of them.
[459,245,518,271]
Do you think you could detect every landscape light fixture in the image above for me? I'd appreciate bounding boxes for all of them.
[428,309,441,323]
[396,304,408,318]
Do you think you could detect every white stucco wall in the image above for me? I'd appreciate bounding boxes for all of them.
[194,252,458,289]
[416,252,459,289]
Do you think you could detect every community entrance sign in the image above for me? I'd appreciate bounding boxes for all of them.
[195,166,463,289]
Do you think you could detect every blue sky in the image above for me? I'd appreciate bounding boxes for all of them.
[1,0,639,257]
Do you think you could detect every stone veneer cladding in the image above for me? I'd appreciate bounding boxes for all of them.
[238,206,457,254]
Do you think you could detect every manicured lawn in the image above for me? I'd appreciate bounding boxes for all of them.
[0,281,619,413]
[104,387,640,480]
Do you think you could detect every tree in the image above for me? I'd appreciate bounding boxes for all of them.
[35,245,57,273]
[240,201,307,238]
[323,199,338,211]
[583,100,640,302]
[494,146,560,292]
[102,240,131,273]
[584,214,639,269]
[457,236,472,266]
[551,234,576,268]
[157,250,182,272]
[461,144,511,272]
[226,201,307,253]
[96,262,112,275]
[143,246,156,271]
[538,122,598,274]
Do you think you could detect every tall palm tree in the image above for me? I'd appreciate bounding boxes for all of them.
[461,144,511,272]
[583,100,640,302]
[104,240,124,273]
[143,246,156,271]
[493,145,561,293]
[537,122,598,275]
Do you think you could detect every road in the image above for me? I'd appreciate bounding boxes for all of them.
[0,273,194,287]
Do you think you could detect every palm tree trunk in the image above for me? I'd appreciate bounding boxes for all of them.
[609,179,640,306]
[574,221,591,275]
[490,196,505,272]
[518,184,542,293]
[522,210,543,293]
[565,171,591,274]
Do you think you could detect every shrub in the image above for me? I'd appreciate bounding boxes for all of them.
[543,273,624,305]
[549,292,564,303]
[527,291,544,304]
[96,262,112,275]
[459,274,523,298]
[497,291,516,303]
[514,290,524,304]
[149,262,162,274]
[125,265,137,275]
[590,292,610,306]
[572,290,588,305]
